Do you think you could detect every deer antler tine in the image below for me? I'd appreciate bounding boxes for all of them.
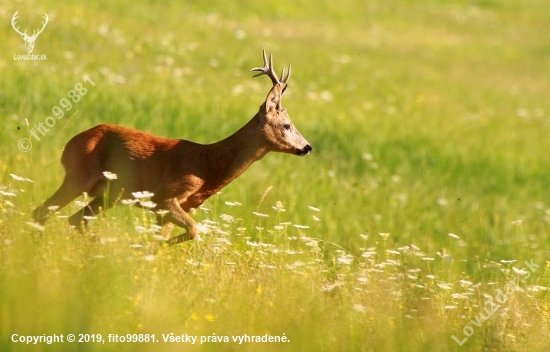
[250,50,280,86]
[282,64,291,83]
[262,49,268,67]
[250,50,268,77]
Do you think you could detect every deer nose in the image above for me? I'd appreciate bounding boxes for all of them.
[297,144,312,156]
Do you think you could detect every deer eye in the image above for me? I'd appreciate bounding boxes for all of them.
[283,124,291,131]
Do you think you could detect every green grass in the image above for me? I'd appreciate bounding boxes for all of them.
[2,0,550,350]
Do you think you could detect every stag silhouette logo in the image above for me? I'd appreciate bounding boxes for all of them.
[11,11,49,54]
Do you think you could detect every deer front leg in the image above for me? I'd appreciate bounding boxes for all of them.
[163,198,198,246]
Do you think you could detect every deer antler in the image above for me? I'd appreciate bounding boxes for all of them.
[11,11,26,37]
[251,50,291,86]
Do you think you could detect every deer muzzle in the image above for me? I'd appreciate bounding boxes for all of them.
[296,144,312,156]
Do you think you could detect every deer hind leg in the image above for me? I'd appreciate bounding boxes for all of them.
[33,175,98,224]
[162,198,198,246]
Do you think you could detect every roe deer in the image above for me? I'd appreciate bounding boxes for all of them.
[33,50,312,245]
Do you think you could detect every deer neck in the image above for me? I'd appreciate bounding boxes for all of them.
[204,113,269,186]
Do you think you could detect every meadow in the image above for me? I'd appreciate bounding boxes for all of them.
[1,0,550,350]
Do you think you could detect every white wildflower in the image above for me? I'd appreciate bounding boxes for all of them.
[147,225,162,233]
[379,233,390,239]
[252,212,269,218]
[337,254,354,265]
[142,254,156,262]
[451,293,469,300]
[448,233,459,239]
[121,199,139,205]
[293,224,310,229]
[219,214,235,223]
[304,239,318,247]
[500,260,517,264]
[272,201,286,213]
[437,283,453,290]
[132,191,154,199]
[83,216,97,221]
[307,206,320,212]
[459,280,474,287]
[385,259,400,266]
[225,201,242,207]
[512,267,529,275]
[352,304,366,313]
[102,171,118,180]
[48,205,60,211]
[139,200,157,209]
[362,251,377,258]
[216,238,232,246]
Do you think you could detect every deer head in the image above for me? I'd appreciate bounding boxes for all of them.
[11,11,49,54]
[251,50,312,156]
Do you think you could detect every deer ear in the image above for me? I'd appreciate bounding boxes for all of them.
[264,85,282,113]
